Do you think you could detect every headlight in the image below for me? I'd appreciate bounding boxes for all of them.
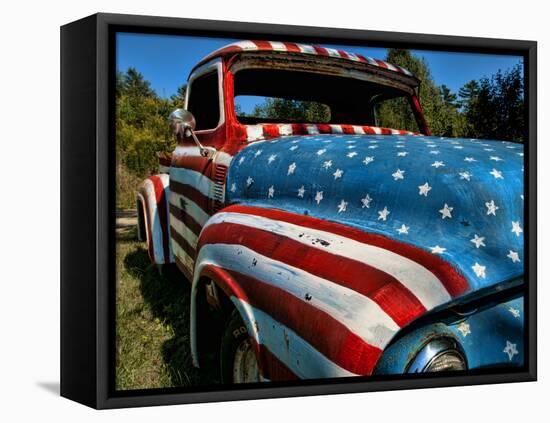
[407,338,467,373]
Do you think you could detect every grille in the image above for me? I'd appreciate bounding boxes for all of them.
[212,164,227,212]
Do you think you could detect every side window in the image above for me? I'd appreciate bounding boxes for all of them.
[186,71,221,131]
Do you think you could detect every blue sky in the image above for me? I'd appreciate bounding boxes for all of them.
[116,32,523,112]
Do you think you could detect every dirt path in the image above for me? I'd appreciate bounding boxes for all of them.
[116,209,137,235]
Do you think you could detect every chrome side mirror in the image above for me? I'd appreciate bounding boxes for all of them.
[168,109,214,159]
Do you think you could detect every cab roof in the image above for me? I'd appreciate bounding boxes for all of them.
[194,40,417,80]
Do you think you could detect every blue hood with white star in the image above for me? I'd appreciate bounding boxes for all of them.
[226,134,524,292]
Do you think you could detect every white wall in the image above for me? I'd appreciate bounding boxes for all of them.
[0,0,546,420]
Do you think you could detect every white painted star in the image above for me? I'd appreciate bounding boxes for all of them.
[254,150,262,158]
[333,168,344,179]
[347,151,358,158]
[429,150,440,155]
[472,262,486,278]
[508,307,521,318]
[503,341,518,361]
[314,191,324,205]
[287,162,297,175]
[361,194,372,208]
[507,250,521,263]
[418,182,432,197]
[322,160,333,169]
[363,156,375,165]
[392,169,405,181]
[470,234,486,249]
[439,203,453,219]
[246,176,254,187]
[347,145,356,150]
[397,151,408,157]
[431,161,445,168]
[368,145,378,149]
[378,207,390,221]
[464,157,477,162]
[267,185,275,198]
[267,154,278,164]
[490,168,503,179]
[485,200,499,216]
[459,171,472,181]
[289,145,298,151]
[397,224,409,235]
[316,148,327,156]
[453,145,464,149]
[297,185,305,198]
[337,199,348,213]
[511,221,523,237]
[457,322,471,337]
[230,183,236,193]
[484,148,495,152]
[430,245,446,254]
[490,156,503,161]
[238,156,245,165]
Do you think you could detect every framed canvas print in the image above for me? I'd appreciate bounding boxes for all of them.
[60,13,537,409]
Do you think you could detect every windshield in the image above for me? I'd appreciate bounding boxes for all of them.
[233,67,420,133]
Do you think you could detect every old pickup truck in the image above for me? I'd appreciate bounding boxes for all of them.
[137,41,524,383]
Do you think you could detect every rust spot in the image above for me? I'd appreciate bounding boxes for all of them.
[314,238,330,247]
[304,293,312,301]
[252,258,257,266]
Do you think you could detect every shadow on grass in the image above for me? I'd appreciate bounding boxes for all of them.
[123,246,220,388]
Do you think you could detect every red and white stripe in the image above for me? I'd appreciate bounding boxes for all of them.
[194,205,468,379]
[245,123,416,142]
[197,40,415,78]
[168,146,234,278]
[158,152,172,174]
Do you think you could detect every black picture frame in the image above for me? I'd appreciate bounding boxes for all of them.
[60,12,537,409]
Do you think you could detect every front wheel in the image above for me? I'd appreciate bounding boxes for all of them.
[220,311,261,383]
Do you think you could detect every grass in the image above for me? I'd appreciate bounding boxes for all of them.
[115,226,219,390]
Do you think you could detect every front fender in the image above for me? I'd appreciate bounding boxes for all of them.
[189,264,271,374]
[374,295,524,374]
[137,174,173,265]
[191,203,472,380]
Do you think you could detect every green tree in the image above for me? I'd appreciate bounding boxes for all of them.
[116,68,178,207]
[381,49,464,137]
[460,65,524,142]
[458,80,479,108]
[440,84,459,109]
[123,67,155,98]
[250,98,330,122]
[170,84,187,106]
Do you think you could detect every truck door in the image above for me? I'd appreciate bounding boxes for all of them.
[169,59,227,280]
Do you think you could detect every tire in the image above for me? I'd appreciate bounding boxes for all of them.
[220,310,261,384]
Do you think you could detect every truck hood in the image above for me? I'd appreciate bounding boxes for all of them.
[226,133,524,295]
